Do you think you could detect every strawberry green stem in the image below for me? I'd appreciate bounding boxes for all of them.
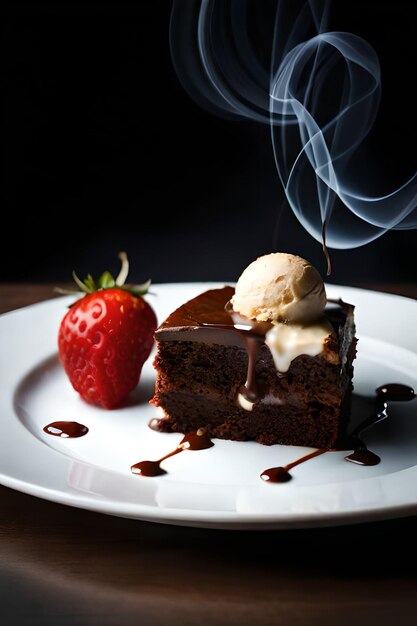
[55,252,152,299]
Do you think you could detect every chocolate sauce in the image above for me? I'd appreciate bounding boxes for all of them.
[131,429,214,477]
[344,447,381,466]
[148,417,166,432]
[199,318,266,402]
[200,308,268,403]
[321,219,332,276]
[261,449,326,483]
[43,421,89,438]
[239,335,264,402]
[157,286,236,331]
[261,466,292,483]
[377,384,415,402]
[344,383,415,466]
[132,459,167,477]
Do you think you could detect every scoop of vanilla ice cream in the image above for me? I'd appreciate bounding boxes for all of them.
[231,253,326,323]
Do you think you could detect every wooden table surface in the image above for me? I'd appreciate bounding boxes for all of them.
[1,283,417,626]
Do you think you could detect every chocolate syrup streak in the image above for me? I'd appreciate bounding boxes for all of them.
[321,219,332,276]
[131,429,214,477]
[240,335,264,402]
[344,383,415,465]
[43,421,89,438]
[148,417,167,432]
[261,383,415,483]
[201,319,265,403]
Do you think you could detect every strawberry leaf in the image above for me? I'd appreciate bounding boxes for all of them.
[98,271,115,289]
[72,271,92,293]
[84,274,97,292]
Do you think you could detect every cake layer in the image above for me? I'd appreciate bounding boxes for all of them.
[153,392,351,448]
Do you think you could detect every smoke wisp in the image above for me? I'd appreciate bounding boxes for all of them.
[170,0,417,250]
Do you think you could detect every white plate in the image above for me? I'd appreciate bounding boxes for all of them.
[1,283,416,529]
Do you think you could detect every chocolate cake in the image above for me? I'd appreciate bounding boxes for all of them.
[151,285,357,449]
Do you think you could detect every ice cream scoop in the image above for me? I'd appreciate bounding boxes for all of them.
[231,252,327,324]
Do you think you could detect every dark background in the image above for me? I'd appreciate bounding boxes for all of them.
[2,1,416,287]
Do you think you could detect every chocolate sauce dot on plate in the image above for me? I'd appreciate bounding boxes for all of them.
[180,429,214,451]
[376,383,415,402]
[148,417,166,432]
[131,460,167,477]
[344,447,381,466]
[261,448,326,483]
[342,436,382,467]
[43,421,89,438]
[261,467,292,483]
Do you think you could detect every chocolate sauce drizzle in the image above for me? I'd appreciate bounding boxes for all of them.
[201,311,267,404]
[260,383,415,482]
[131,428,214,477]
[148,417,167,432]
[321,219,332,276]
[43,421,89,438]
[239,335,264,402]
[344,383,415,466]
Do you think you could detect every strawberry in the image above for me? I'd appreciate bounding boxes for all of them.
[57,252,157,409]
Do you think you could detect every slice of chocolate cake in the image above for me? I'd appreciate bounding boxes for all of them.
[151,254,357,449]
